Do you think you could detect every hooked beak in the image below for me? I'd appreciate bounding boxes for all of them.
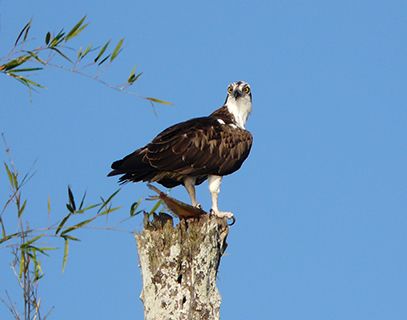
[233,89,242,99]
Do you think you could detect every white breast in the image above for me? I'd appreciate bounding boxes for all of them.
[226,97,252,129]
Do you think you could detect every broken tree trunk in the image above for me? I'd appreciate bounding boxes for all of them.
[135,212,229,320]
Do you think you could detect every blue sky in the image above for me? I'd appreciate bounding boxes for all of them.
[1,0,407,319]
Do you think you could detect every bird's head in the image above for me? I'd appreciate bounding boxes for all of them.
[225,81,252,129]
[226,81,252,103]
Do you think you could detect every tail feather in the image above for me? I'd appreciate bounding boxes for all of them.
[107,159,126,177]
[107,148,156,183]
[108,148,183,188]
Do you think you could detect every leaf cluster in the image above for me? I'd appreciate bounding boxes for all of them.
[0,17,170,105]
[0,151,161,318]
[1,165,125,274]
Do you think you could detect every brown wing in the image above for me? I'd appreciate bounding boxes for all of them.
[143,116,253,177]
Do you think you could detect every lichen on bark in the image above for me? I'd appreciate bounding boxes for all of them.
[136,212,229,320]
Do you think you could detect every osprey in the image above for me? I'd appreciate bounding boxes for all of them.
[108,81,253,219]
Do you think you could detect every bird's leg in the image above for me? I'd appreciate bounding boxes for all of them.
[208,175,233,219]
[183,177,201,209]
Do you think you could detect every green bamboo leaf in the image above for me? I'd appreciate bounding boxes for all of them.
[49,29,65,47]
[65,16,87,41]
[32,250,43,280]
[94,40,110,62]
[47,196,51,215]
[45,32,51,45]
[0,218,6,238]
[27,245,56,256]
[97,189,120,214]
[78,191,87,210]
[21,234,44,248]
[97,54,111,66]
[66,203,75,213]
[145,97,172,105]
[76,24,88,36]
[19,250,25,279]
[67,186,76,211]
[79,44,92,60]
[24,50,47,65]
[2,55,31,71]
[62,238,69,272]
[77,47,83,59]
[34,270,44,281]
[61,217,95,235]
[12,76,32,89]
[49,47,72,62]
[15,20,32,46]
[149,200,162,214]
[0,232,20,244]
[55,213,72,235]
[99,206,121,216]
[35,246,57,252]
[75,203,100,214]
[127,67,136,80]
[9,67,43,73]
[128,70,142,85]
[12,75,45,89]
[130,199,142,216]
[4,163,16,189]
[23,22,31,42]
[110,38,124,62]
[18,199,27,218]
[62,235,80,241]
[23,77,45,88]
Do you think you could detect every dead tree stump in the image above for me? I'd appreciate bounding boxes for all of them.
[136,212,229,320]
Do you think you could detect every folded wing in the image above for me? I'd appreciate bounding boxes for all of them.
[108,116,252,187]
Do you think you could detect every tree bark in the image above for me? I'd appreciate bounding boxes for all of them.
[136,212,229,320]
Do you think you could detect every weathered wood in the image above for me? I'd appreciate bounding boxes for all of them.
[136,212,229,320]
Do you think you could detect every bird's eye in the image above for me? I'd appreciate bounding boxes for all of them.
[243,86,251,94]
[227,86,233,94]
